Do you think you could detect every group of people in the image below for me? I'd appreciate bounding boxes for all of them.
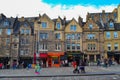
[97,58,113,67]
[72,60,86,74]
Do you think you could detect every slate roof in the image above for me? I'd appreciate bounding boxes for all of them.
[0,14,16,29]
[13,18,34,34]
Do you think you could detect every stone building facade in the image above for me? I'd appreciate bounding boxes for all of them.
[0,5,120,68]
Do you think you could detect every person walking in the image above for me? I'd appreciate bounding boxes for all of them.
[97,59,101,66]
[79,60,86,73]
[35,64,41,74]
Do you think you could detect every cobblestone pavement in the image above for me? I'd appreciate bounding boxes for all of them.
[0,65,120,80]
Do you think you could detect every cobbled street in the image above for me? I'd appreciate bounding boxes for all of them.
[0,65,120,80]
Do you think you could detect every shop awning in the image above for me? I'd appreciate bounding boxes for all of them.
[40,53,48,58]
[107,51,120,55]
[48,52,64,57]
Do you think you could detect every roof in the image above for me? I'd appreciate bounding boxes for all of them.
[0,15,16,29]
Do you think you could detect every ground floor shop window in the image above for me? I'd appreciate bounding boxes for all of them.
[96,54,100,59]
[89,55,94,62]
[52,57,59,64]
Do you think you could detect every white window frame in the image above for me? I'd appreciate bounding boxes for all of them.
[55,43,61,51]
[106,32,111,39]
[56,22,60,29]
[39,43,48,51]
[114,43,118,51]
[41,22,47,28]
[70,25,76,31]
[114,32,118,38]
[107,43,111,51]
[109,22,114,28]
[7,29,11,35]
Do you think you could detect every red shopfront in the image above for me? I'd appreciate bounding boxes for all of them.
[39,53,48,67]
[47,52,64,67]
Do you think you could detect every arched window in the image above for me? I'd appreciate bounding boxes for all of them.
[109,22,114,28]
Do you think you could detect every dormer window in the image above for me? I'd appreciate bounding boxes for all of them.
[89,24,93,30]
[24,23,28,27]
[4,21,9,26]
[109,22,114,28]
[56,23,60,29]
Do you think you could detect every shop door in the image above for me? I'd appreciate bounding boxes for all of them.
[114,54,120,64]
[48,57,52,67]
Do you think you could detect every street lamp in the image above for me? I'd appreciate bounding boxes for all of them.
[36,20,41,63]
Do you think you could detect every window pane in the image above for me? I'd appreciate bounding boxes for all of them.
[4,21,9,26]
[21,29,24,34]
[42,22,47,28]
[109,22,114,28]
[7,29,11,35]
[107,43,111,51]
[114,32,118,38]
[67,44,70,49]
[6,38,10,44]
[114,43,118,50]
[26,29,30,34]
[71,34,75,40]
[89,24,93,30]
[57,23,60,29]
[72,43,75,49]
[40,33,48,39]
[70,25,76,31]
[106,32,110,39]
[76,33,80,40]
[76,44,80,49]
[66,34,71,40]
[55,33,60,39]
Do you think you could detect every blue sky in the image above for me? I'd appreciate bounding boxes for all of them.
[0,0,119,21]
[42,0,119,6]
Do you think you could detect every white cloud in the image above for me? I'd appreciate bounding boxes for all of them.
[0,0,117,21]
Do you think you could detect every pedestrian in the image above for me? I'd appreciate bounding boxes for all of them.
[97,59,101,66]
[35,64,41,74]
[65,60,68,67]
[104,58,108,68]
[0,63,3,69]
[108,58,112,66]
[79,60,85,73]
[72,61,79,74]
[7,61,10,69]
[72,61,77,69]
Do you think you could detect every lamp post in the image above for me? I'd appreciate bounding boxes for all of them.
[36,20,41,63]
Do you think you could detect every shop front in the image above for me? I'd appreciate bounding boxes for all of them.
[47,52,64,67]
[107,51,120,64]
[19,57,33,68]
[0,57,10,69]
[66,52,84,65]
[39,53,48,67]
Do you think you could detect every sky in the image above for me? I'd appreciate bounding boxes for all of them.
[0,0,119,21]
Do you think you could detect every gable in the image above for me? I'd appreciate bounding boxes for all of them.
[65,18,82,32]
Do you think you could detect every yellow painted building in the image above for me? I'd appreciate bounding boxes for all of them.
[64,18,83,62]
[104,20,120,63]
[83,18,104,62]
